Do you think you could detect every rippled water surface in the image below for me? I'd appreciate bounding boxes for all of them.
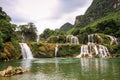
[0,58,120,80]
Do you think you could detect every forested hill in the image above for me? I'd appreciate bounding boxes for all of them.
[74,0,120,28]
[59,22,73,32]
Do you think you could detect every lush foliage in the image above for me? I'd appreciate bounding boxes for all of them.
[0,7,37,61]
[76,11,120,37]
[70,11,120,54]
[74,0,120,28]
[58,44,80,57]
[30,43,55,58]
[30,43,81,58]
[0,7,18,53]
[59,22,73,32]
[40,28,66,40]
[18,22,37,42]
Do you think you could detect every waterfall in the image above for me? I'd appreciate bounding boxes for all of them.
[107,35,118,45]
[36,34,40,42]
[66,35,79,44]
[99,45,110,57]
[55,44,59,57]
[22,33,25,42]
[88,34,94,45]
[71,36,79,44]
[93,45,99,55]
[19,43,33,59]
[76,45,92,58]
[76,34,111,58]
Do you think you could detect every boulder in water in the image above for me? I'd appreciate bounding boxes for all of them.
[0,66,28,77]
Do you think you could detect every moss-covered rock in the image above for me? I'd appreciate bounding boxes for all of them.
[30,42,56,58]
[0,42,21,61]
[30,42,81,58]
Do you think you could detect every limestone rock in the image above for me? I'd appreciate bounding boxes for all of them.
[0,66,28,77]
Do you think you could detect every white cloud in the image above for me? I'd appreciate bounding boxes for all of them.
[0,0,93,34]
[17,0,58,20]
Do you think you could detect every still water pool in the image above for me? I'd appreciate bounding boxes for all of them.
[0,58,120,80]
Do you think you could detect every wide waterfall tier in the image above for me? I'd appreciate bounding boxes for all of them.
[76,43,111,58]
[76,33,115,58]
[19,43,33,59]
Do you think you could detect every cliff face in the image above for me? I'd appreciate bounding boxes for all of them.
[75,0,120,28]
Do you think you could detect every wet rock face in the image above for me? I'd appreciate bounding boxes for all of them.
[0,66,28,77]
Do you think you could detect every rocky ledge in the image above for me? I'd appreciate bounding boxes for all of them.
[0,66,28,77]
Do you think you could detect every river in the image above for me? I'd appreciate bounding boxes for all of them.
[0,58,120,80]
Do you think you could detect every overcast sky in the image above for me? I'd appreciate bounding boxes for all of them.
[0,0,93,34]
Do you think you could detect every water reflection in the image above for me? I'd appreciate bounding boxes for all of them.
[80,58,120,80]
[21,59,32,70]
[55,58,59,72]
[0,58,119,80]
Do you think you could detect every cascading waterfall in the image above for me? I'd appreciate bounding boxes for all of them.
[88,34,94,45]
[76,45,90,58]
[76,34,111,58]
[66,35,79,44]
[107,35,118,45]
[99,45,110,57]
[19,43,33,59]
[71,35,79,44]
[55,44,59,57]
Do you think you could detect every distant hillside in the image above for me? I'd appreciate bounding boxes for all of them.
[80,10,120,37]
[59,22,73,32]
[74,0,120,28]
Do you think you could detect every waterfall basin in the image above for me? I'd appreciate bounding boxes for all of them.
[0,58,120,80]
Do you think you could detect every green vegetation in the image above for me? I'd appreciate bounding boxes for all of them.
[17,22,38,42]
[39,0,120,56]
[0,7,37,61]
[40,28,66,41]
[74,0,120,28]
[59,22,73,32]
[78,11,120,36]
[30,42,55,58]
[1,0,120,61]
[29,42,81,58]
[58,44,81,57]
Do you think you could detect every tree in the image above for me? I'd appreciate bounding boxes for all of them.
[18,22,37,42]
[0,7,15,42]
[40,28,55,39]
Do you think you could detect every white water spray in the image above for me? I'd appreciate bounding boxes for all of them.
[76,34,111,58]
[66,35,79,44]
[19,43,33,59]
[55,44,59,57]
[107,35,118,45]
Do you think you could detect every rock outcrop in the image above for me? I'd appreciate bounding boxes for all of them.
[0,66,28,77]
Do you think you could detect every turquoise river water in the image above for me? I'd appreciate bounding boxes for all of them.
[0,58,120,80]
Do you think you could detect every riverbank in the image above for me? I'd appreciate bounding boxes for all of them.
[0,42,120,62]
